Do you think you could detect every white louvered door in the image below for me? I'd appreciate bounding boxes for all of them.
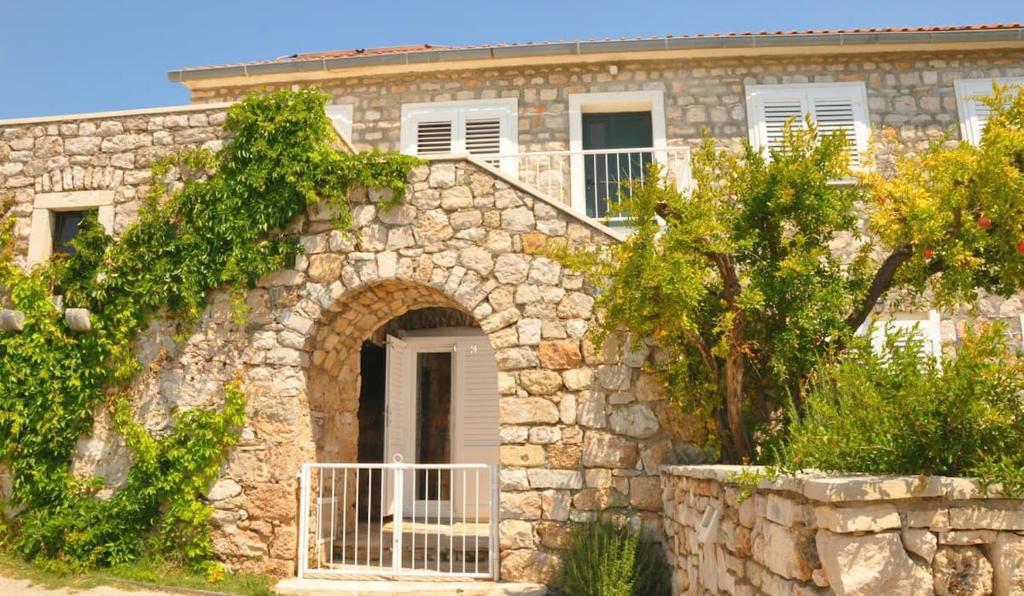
[453,335,499,521]
[383,335,413,515]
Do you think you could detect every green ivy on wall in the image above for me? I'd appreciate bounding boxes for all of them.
[0,89,419,575]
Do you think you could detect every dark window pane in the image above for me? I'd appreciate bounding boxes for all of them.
[52,211,88,256]
[415,351,452,501]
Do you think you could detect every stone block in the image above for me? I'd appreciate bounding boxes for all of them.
[608,403,660,439]
[949,506,1024,531]
[500,490,542,520]
[815,503,901,533]
[933,546,992,596]
[985,532,1024,596]
[751,520,816,581]
[816,530,932,596]
[500,445,546,467]
[581,431,639,468]
[902,528,938,563]
[538,340,582,369]
[499,519,536,549]
[499,397,559,424]
[940,530,998,545]
[527,469,584,490]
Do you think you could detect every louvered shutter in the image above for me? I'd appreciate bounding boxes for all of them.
[748,83,868,165]
[864,312,943,362]
[401,100,518,175]
[464,117,502,166]
[762,98,806,154]
[382,335,413,516]
[812,95,861,166]
[416,120,455,155]
[955,78,1024,145]
[453,335,499,521]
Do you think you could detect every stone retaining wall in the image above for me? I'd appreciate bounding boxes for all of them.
[661,465,1024,596]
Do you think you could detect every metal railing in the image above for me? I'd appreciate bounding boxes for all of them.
[486,146,692,222]
[297,459,498,580]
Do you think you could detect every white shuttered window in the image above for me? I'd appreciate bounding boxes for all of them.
[954,77,1024,145]
[857,311,944,362]
[401,99,518,174]
[746,83,870,166]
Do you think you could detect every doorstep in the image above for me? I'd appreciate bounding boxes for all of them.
[274,578,548,595]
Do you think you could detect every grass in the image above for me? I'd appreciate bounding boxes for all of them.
[0,553,277,595]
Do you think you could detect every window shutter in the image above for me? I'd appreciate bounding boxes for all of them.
[762,98,805,154]
[382,335,413,516]
[865,311,943,362]
[812,96,860,166]
[747,83,868,166]
[955,78,1024,145]
[464,117,503,166]
[416,120,454,155]
[454,337,499,521]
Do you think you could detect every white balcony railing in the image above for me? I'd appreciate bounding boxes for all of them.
[481,146,691,222]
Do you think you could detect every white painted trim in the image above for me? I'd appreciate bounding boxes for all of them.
[325,103,354,143]
[28,191,115,266]
[859,309,943,361]
[567,90,667,214]
[399,98,518,174]
[954,77,1024,145]
[0,102,233,126]
[1019,313,1024,351]
[744,81,870,162]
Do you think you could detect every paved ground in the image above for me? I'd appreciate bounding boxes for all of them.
[0,575,177,595]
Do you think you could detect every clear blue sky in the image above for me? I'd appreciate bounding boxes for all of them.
[1,0,1020,119]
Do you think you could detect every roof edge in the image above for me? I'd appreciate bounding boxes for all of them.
[168,27,1024,85]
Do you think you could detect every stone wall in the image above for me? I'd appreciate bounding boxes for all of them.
[662,465,1024,595]
[186,49,1024,343]
[0,114,694,579]
[192,50,1024,158]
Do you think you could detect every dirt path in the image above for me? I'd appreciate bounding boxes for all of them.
[0,575,178,595]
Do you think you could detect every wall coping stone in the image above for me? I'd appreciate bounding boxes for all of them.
[661,464,1014,502]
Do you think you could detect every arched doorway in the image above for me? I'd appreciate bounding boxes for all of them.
[300,280,499,579]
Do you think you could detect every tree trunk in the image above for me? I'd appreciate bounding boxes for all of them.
[724,314,752,461]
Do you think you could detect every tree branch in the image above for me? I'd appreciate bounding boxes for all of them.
[844,243,913,331]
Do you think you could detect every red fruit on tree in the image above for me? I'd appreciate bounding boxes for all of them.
[1018,241,1024,255]
[923,247,935,259]
[978,216,992,229]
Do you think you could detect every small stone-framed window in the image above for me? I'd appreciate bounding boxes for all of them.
[28,190,114,266]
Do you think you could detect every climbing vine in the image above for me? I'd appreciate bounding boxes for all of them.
[0,89,419,574]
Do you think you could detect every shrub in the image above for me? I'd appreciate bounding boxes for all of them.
[558,520,670,596]
[773,322,1024,495]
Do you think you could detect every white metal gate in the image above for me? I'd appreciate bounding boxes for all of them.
[297,460,499,580]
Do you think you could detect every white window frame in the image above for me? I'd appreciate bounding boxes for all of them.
[954,77,1024,145]
[745,82,870,164]
[28,190,115,266]
[858,310,943,361]
[567,90,667,215]
[399,98,518,174]
[325,103,354,142]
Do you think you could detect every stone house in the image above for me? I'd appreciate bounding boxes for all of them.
[1,23,1023,588]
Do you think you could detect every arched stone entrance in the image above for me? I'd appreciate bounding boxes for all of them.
[191,159,694,582]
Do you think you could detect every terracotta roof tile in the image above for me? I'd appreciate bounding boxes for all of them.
[176,23,1024,73]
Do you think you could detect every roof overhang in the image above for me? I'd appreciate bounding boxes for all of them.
[168,28,1024,90]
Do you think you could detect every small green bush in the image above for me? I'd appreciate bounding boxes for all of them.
[774,322,1024,495]
[558,520,670,596]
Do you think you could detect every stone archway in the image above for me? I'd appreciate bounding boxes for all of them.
[305,279,473,467]
[203,158,695,581]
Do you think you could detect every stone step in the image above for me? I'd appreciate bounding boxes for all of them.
[274,578,547,595]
